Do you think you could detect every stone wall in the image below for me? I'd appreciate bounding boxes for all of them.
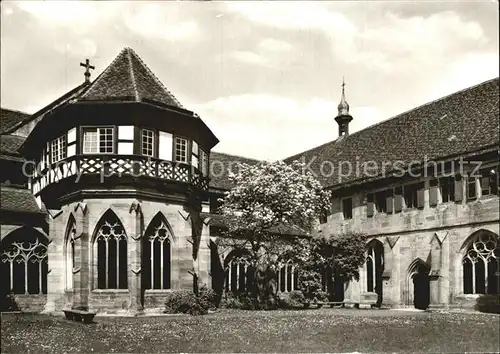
[323,173,499,308]
[11,294,47,312]
[42,198,211,314]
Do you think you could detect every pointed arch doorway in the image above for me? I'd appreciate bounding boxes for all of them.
[406,259,430,310]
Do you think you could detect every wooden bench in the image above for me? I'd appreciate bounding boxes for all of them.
[63,309,96,324]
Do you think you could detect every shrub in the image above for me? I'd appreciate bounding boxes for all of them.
[0,288,20,312]
[220,293,255,310]
[164,290,210,316]
[475,294,500,314]
[198,286,219,309]
[313,290,329,303]
[278,290,305,309]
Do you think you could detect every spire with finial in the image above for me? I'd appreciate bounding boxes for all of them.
[337,76,350,116]
[334,77,353,138]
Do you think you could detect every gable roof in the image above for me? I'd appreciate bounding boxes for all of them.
[0,185,44,214]
[285,77,500,188]
[79,47,184,109]
[0,108,30,134]
[208,151,262,191]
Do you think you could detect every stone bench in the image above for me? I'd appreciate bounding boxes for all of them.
[303,301,358,309]
[63,309,96,324]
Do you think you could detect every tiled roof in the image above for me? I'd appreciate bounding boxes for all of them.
[79,47,184,109]
[0,185,44,214]
[0,108,30,134]
[285,78,500,188]
[0,134,25,157]
[208,152,262,191]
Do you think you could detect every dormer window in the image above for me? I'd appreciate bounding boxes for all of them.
[82,127,114,154]
[174,137,188,163]
[141,129,155,157]
[51,134,67,163]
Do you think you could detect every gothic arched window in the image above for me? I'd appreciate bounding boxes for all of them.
[278,261,298,293]
[143,215,172,290]
[0,228,48,294]
[94,210,127,289]
[225,257,253,293]
[463,231,499,295]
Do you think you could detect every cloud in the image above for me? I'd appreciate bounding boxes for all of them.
[194,94,381,160]
[226,2,356,34]
[425,53,499,102]
[122,4,200,41]
[219,51,273,68]
[14,1,117,31]
[54,38,98,58]
[227,3,490,75]
[350,11,488,73]
[259,38,293,52]
[15,2,200,41]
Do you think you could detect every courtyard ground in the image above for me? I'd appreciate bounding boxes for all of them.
[1,308,499,353]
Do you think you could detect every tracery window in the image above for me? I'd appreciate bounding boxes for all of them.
[94,212,127,289]
[463,231,500,295]
[278,260,298,292]
[0,230,48,294]
[143,217,172,290]
[225,257,253,293]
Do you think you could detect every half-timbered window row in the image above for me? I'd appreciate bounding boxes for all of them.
[44,126,210,176]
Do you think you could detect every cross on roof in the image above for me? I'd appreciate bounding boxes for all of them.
[341,76,346,91]
[80,59,95,83]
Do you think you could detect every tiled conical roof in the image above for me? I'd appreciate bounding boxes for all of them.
[80,47,184,109]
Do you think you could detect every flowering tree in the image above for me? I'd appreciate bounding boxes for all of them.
[220,160,330,307]
[298,231,368,303]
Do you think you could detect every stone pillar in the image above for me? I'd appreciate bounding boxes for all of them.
[438,231,450,306]
[42,209,65,313]
[428,237,441,308]
[345,278,361,308]
[72,202,90,310]
[128,200,144,314]
[177,209,194,290]
[386,236,401,306]
[381,239,392,307]
[196,221,211,289]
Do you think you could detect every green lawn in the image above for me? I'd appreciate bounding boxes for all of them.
[1,309,499,353]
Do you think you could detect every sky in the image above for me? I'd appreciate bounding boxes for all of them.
[1,1,498,161]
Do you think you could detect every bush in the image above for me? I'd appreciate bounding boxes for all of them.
[220,293,255,310]
[278,290,305,309]
[0,288,20,312]
[198,286,219,309]
[164,290,211,316]
[314,291,329,303]
[475,294,500,314]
